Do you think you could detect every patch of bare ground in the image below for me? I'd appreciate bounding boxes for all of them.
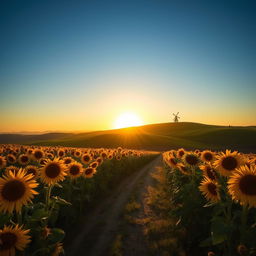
[66,156,162,256]
[117,164,187,256]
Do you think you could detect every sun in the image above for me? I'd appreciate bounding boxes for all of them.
[114,112,143,129]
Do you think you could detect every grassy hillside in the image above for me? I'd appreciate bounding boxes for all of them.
[0,122,255,152]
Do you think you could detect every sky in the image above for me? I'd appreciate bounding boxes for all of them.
[0,0,255,132]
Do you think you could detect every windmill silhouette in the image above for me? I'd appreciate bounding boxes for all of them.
[172,112,180,122]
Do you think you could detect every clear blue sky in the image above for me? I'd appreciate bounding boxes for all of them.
[0,0,255,132]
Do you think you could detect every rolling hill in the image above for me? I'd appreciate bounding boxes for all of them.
[0,122,255,152]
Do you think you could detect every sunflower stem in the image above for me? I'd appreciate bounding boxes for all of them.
[240,205,249,243]
[16,211,22,225]
[45,185,53,212]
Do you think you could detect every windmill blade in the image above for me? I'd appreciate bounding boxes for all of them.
[173,113,176,116]
[177,112,179,115]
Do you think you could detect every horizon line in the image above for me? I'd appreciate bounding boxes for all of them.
[0,121,255,135]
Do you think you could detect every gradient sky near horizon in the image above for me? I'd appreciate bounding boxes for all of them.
[1,0,255,132]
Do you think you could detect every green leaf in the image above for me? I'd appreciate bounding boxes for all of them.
[210,217,231,245]
[211,232,227,245]
[31,208,48,221]
[48,228,65,243]
[52,196,72,206]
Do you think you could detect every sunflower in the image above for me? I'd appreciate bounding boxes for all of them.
[0,224,31,256]
[0,156,7,169]
[7,154,16,164]
[18,154,30,165]
[63,157,73,165]
[183,152,200,166]
[74,150,81,158]
[40,158,67,185]
[67,162,83,179]
[199,164,217,181]
[84,167,96,178]
[167,156,178,168]
[5,166,19,175]
[25,165,39,179]
[101,152,107,159]
[33,149,44,161]
[81,154,91,164]
[0,169,38,213]
[57,149,65,158]
[201,150,215,163]
[199,177,220,203]
[177,148,185,158]
[89,161,98,169]
[108,154,113,160]
[214,150,245,177]
[228,165,256,207]
[96,157,103,165]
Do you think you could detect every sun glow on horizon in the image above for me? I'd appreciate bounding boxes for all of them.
[114,112,143,129]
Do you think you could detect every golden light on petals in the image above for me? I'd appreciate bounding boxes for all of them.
[201,150,215,162]
[0,169,38,213]
[24,165,39,179]
[18,154,30,165]
[84,167,96,178]
[228,165,256,208]
[0,225,31,256]
[199,164,217,181]
[214,150,245,177]
[0,156,7,169]
[199,177,220,203]
[183,153,200,166]
[67,162,83,179]
[81,154,91,164]
[40,158,67,185]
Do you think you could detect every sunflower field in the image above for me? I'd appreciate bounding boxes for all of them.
[0,144,156,256]
[163,149,256,256]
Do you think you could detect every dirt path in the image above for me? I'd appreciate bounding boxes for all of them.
[66,155,162,256]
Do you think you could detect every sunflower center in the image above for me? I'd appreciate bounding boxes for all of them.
[0,158,3,165]
[8,155,15,163]
[204,153,213,161]
[178,151,185,157]
[91,162,97,168]
[45,163,61,178]
[34,151,43,159]
[59,151,64,157]
[239,175,256,195]
[0,232,17,250]
[85,168,94,175]
[83,155,90,162]
[222,156,238,171]
[185,155,198,165]
[207,183,217,196]
[70,165,80,175]
[21,155,29,162]
[64,159,72,164]
[2,180,26,202]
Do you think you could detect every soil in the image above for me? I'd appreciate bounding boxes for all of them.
[66,155,163,256]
